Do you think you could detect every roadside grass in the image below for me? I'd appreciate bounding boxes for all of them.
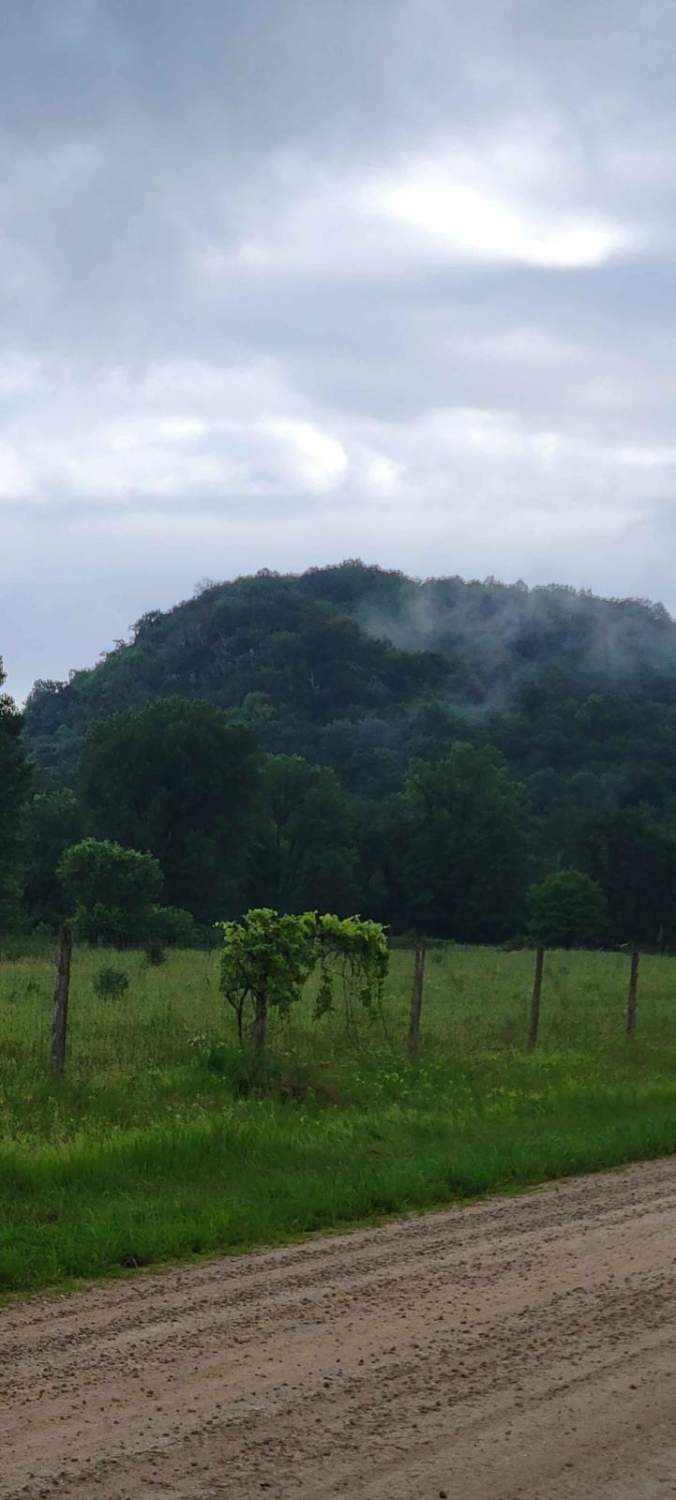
[2,941,676,1294]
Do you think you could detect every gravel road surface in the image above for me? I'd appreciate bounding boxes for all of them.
[3,1157,676,1498]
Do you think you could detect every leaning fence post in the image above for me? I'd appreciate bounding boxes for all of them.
[626,949,640,1040]
[51,923,72,1074]
[528,946,545,1050]
[407,938,426,1057]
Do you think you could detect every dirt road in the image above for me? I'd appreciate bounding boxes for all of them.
[3,1159,676,1498]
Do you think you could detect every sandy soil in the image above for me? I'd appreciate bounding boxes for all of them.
[3,1158,676,1498]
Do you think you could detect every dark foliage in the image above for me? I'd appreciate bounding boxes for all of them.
[0,659,32,927]
[13,561,676,944]
[78,698,260,924]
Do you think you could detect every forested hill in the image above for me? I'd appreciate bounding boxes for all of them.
[23,561,676,783]
[16,560,676,945]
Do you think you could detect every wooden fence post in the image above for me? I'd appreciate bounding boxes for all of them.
[528,946,545,1050]
[626,949,640,1040]
[407,938,426,1058]
[51,923,72,1074]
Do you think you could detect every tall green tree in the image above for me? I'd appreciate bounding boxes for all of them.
[0,659,31,928]
[79,698,260,922]
[59,838,162,946]
[250,754,360,913]
[395,743,528,939]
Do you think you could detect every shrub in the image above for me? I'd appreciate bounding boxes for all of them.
[93,966,129,1000]
[151,905,197,947]
[145,939,166,967]
[192,1039,338,1103]
[528,870,607,949]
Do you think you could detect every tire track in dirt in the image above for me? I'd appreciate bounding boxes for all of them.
[3,1157,676,1498]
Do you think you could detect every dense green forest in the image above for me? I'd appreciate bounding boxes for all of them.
[7,560,676,946]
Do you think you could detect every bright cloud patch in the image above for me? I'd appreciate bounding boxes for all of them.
[365,453,402,494]
[371,164,632,269]
[259,419,348,491]
[0,444,30,499]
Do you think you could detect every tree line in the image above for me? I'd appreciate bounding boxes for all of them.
[3,655,675,950]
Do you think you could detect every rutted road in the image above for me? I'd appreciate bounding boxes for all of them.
[3,1158,676,1498]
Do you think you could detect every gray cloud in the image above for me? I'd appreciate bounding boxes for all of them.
[3,0,676,699]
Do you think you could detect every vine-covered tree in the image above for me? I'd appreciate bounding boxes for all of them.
[220,907,317,1050]
[220,907,388,1051]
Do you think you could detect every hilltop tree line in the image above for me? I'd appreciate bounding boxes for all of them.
[24,564,676,793]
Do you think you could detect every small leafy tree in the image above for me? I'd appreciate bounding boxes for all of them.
[220,908,389,1051]
[528,869,607,949]
[58,838,162,946]
[220,908,317,1049]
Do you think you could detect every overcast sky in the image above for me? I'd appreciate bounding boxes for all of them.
[3,0,676,700]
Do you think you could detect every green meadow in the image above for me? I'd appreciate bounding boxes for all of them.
[2,940,676,1296]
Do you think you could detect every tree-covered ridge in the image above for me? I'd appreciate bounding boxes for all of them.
[23,562,676,791]
[23,568,449,779]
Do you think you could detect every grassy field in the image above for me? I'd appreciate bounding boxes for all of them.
[2,939,676,1295]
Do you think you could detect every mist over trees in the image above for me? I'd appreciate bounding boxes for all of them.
[26,563,676,769]
[8,561,676,946]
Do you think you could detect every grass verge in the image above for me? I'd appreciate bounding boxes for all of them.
[2,1048,676,1295]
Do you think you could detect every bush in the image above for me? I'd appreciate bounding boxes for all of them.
[528,870,607,949]
[192,1039,338,1103]
[145,939,166,967]
[151,905,197,947]
[200,1042,284,1096]
[93,966,129,1000]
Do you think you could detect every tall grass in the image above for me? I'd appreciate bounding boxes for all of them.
[2,940,676,1295]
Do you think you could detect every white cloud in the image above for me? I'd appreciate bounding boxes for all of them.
[370,161,634,269]
[614,444,676,470]
[0,443,31,499]
[365,453,402,494]
[0,357,352,507]
[256,419,348,491]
